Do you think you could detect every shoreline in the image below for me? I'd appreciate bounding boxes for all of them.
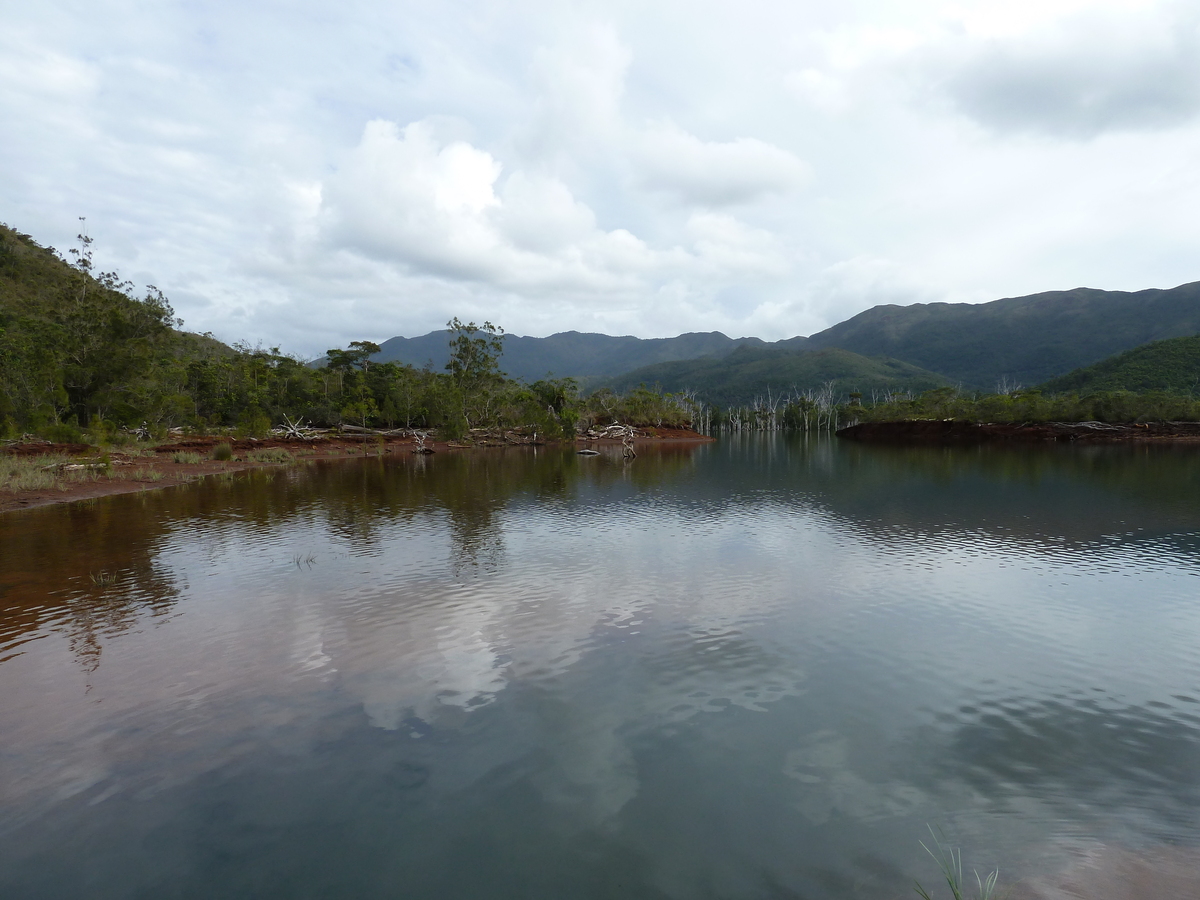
[837,419,1200,445]
[0,427,714,514]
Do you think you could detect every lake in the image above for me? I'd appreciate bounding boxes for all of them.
[2,435,1199,898]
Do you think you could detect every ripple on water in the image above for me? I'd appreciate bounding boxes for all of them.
[3,439,1200,898]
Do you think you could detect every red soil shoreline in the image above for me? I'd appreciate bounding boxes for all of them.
[0,427,713,514]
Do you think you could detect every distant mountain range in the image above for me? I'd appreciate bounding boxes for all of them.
[372,330,793,382]
[368,280,1200,404]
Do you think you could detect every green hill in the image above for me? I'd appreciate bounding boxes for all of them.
[806,282,1200,390]
[1040,334,1200,396]
[603,344,950,407]
[0,223,228,428]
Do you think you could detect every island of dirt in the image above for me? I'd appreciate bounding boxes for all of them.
[837,419,1200,445]
[0,426,714,514]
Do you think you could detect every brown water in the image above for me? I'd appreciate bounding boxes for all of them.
[2,436,1199,898]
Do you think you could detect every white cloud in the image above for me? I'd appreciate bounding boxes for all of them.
[876,1,1200,137]
[315,116,791,311]
[636,122,810,205]
[1,0,1198,354]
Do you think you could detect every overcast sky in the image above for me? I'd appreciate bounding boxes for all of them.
[3,0,1199,356]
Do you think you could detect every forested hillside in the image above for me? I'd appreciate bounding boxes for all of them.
[0,223,206,430]
[1039,334,1200,396]
[603,344,949,406]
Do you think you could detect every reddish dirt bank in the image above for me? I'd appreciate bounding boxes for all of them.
[837,419,1200,445]
[0,427,713,514]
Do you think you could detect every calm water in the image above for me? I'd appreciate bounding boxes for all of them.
[2,436,1200,898]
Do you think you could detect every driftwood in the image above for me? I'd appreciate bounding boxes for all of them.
[41,461,114,472]
[274,414,315,439]
[121,421,152,441]
[585,423,645,440]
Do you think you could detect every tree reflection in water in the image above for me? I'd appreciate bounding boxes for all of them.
[0,494,181,673]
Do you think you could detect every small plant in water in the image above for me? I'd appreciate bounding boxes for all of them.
[914,827,1002,900]
[211,442,233,461]
[292,552,318,568]
[90,570,117,586]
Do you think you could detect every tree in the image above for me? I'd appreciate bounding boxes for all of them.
[326,340,380,373]
[445,319,504,387]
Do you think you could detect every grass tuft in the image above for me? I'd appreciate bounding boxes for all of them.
[0,453,70,492]
[250,447,294,464]
[211,442,233,461]
[914,827,1002,900]
[173,451,202,464]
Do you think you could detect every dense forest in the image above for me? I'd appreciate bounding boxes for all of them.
[0,223,696,441]
[1040,334,1200,396]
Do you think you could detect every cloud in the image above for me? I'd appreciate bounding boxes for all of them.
[685,212,790,276]
[317,117,793,306]
[5,1,1200,354]
[918,5,1200,137]
[321,119,505,281]
[636,122,810,205]
[526,23,632,157]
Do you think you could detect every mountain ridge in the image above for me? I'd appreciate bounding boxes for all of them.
[372,329,801,382]
[366,280,1200,398]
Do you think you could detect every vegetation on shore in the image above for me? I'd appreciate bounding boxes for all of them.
[5,220,1198,445]
[847,386,1200,426]
[0,223,697,444]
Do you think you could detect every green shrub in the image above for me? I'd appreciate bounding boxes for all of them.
[440,415,469,442]
[211,442,233,461]
[235,412,271,439]
[40,422,84,444]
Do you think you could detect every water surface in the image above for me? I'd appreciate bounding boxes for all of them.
[2,436,1199,898]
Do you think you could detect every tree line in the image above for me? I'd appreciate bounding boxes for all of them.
[0,223,697,442]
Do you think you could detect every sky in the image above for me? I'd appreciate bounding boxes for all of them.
[3,0,1199,357]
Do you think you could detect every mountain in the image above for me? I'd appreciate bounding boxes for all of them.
[1039,334,1200,396]
[804,282,1200,390]
[371,330,807,382]
[369,281,1200,392]
[603,344,950,406]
